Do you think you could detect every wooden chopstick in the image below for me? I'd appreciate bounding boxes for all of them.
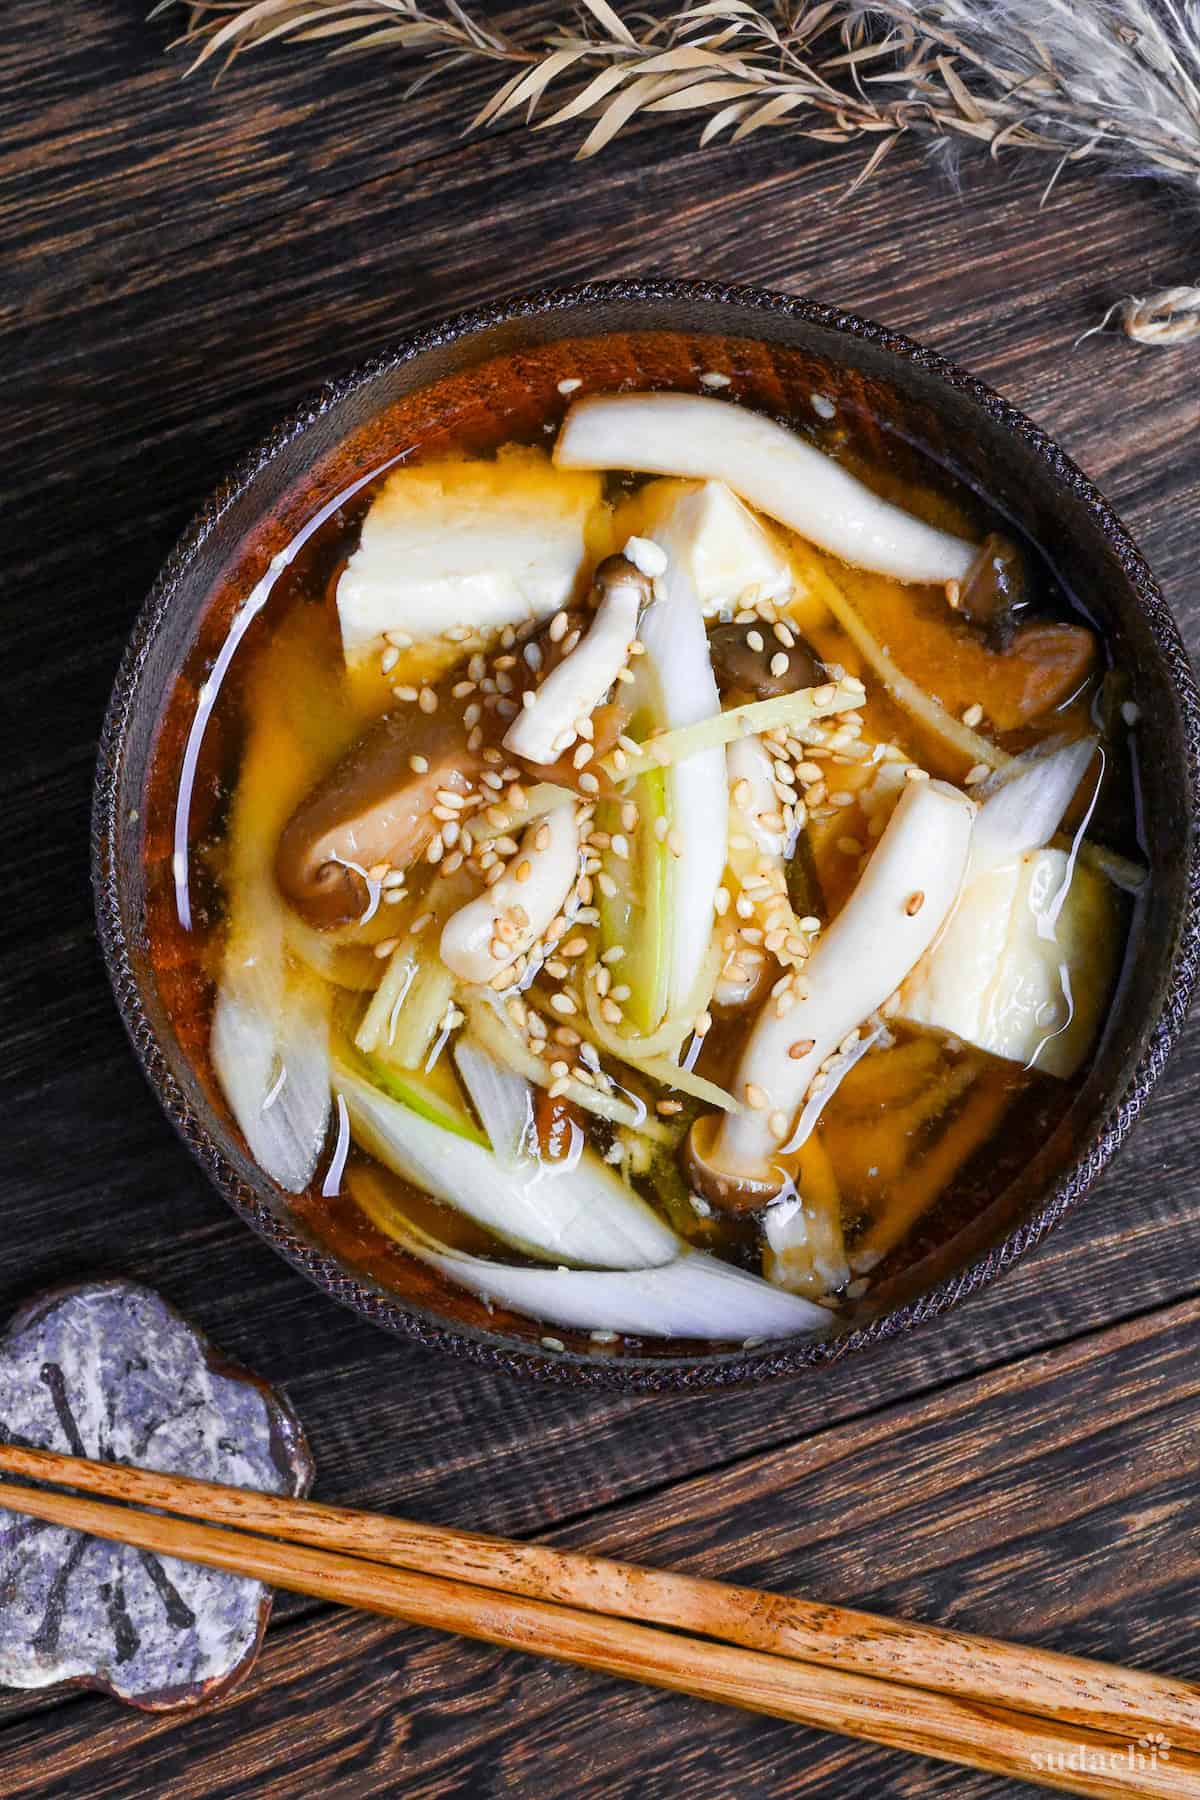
[0,1447,1196,1799]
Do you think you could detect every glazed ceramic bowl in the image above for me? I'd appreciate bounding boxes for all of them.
[93,280,1200,1389]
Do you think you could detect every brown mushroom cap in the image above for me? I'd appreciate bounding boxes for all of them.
[955,533,1029,647]
[707,622,820,700]
[680,1112,785,1214]
[275,709,482,929]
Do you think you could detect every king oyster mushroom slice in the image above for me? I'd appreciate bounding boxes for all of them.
[686,778,975,1205]
[440,801,580,985]
[555,393,977,586]
[275,709,483,929]
[502,555,651,766]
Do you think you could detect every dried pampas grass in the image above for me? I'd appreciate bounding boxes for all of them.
[164,0,1200,344]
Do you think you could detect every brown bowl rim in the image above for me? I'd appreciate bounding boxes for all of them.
[92,277,1200,1391]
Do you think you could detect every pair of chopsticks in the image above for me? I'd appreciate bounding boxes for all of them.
[0,1444,1196,1798]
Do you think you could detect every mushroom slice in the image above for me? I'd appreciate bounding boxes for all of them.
[440,801,580,985]
[709,623,821,701]
[503,555,650,766]
[689,778,975,1194]
[555,393,976,585]
[275,712,482,929]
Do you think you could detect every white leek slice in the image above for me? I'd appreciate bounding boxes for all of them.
[970,737,1097,878]
[503,565,643,765]
[582,940,724,1071]
[453,1039,534,1166]
[212,711,332,1192]
[556,393,975,585]
[638,488,729,1013]
[357,1202,832,1339]
[713,779,975,1180]
[464,998,674,1142]
[599,678,862,779]
[441,802,579,984]
[728,734,790,859]
[337,1060,677,1268]
[212,943,332,1194]
[336,450,602,664]
[896,846,1120,1079]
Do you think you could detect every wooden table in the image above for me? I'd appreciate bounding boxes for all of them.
[4,6,1200,1794]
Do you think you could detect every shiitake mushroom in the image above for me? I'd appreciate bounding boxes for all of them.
[707,622,821,699]
[954,532,1030,648]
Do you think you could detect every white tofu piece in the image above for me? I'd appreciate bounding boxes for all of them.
[896,847,1120,1080]
[629,479,794,618]
[335,452,602,665]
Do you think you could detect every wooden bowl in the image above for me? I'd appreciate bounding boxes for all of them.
[92,280,1200,1389]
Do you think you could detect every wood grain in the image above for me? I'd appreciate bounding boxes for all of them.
[3,7,1200,1795]
[2,1299,1199,1796]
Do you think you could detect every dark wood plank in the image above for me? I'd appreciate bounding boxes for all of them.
[2,1297,1197,1797]
[0,0,521,298]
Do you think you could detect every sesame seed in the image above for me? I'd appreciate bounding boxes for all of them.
[418,687,437,714]
[573,743,594,769]
[410,911,433,935]
[747,629,765,653]
[837,835,863,856]
[774,622,795,648]
[558,376,582,395]
[601,945,625,964]
[534,823,551,852]
[962,703,984,727]
[549,992,578,1016]
[385,630,413,650]
[578,772,599,794]
[521,689,537,711]
[547,1079,569,1100]
[789,1039,816,1058]
[656,1098,684,1115]
[905,890,925,915]
[965,762,990,786]
[549,612,569,643]
[769,1110,788,1137]
[600,998,623,1024]
[770,652,789,679]
[393,685,418,702]
[373,937,399,959]
[700,370,731,388]
[381,646,400,674]
[744,1082,770,1110]
[904,766,930,783]
[515,859,533,883]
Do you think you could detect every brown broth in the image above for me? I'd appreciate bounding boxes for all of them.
[142,334,1143,1349]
